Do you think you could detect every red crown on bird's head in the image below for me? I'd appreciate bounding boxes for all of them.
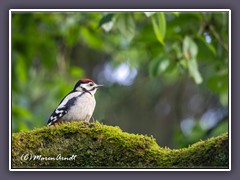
[80,78,94,83]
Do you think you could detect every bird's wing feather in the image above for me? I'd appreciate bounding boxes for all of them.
[47,91,82,125]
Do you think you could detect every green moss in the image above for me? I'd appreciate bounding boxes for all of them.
[12,121,229,168]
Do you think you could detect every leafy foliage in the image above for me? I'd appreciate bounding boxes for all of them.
[151,13,166,45]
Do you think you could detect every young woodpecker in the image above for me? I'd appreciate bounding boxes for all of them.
[47,78,103,126]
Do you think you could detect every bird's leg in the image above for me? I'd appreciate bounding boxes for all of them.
[83,121,88,125]
[91,116,95,122]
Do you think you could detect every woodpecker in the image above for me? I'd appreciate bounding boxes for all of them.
[47,78,103,126]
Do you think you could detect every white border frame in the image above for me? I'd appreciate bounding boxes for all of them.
[9,9,231,171]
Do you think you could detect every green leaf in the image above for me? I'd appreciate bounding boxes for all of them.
[151,13,166,45]
[99,13,115,32]
[149,56,170,78]
[188,58,203,84]
[80,27,103,49]
[220,93,228,106]
[144,12,156,17]
[183,36,198,58]
[207,71,228,106]
[183,36,203,84]
[207,73,228,94]
[179,59,188,68]
[170,12,180,16]
[198,36,216,56]
[117,14,135,42]
[99,13,114,27]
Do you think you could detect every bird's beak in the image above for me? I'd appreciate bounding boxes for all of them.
[95,84,104,88]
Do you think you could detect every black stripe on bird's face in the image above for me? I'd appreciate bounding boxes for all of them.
[89,87,96,91]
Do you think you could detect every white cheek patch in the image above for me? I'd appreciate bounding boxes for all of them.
[76,86,82,92]
[80,83,93,92]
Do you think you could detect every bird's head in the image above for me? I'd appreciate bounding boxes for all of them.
[74,78,103,95]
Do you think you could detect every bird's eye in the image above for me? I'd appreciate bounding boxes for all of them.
[89,82,94,86]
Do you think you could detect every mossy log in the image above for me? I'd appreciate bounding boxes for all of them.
[12,121,229,168]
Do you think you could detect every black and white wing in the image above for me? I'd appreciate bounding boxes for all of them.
[47,91,81,126]
[47,107,68,126]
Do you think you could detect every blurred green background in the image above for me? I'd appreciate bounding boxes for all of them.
[12,11,229,148]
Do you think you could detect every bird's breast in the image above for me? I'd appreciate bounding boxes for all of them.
[64,93,96,121]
